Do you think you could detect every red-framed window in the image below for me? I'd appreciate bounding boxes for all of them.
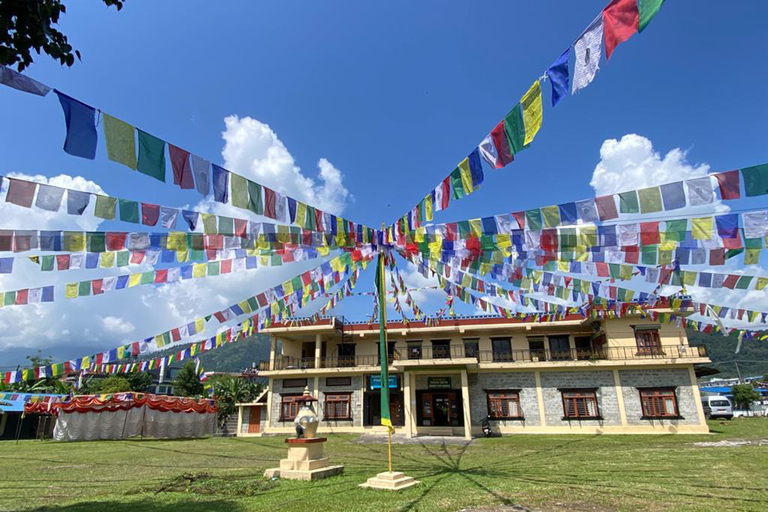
[280,395,301,421]
[634,328,663,354]
[562,390,600,419]
[639,388,679,418]
[323,393,351,420]
[486,391,523,419]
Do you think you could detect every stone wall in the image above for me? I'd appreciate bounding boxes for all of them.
[618,368,701,425]
[317,376,364,428]
[269,377,315,428]
[467,371,540,426]
[538,370,622,427]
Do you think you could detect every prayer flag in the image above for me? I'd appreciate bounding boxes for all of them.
[640,221,660,246]
[575,199,599,223]
[468,148,484,187]
[521,80,543,145]
[525,209,543,231]
[169,144,194,189]
[602,0,639,60]
[638,0,665,32]
[742,211,767,239]
[504,104,526,154]
[141,203,160,226]
[541,206,561,228]
[182,210,199,230]
[435,177,450,211]
[660,181,686,210]
[619,190,639,214]
[119,199,140,223]
[638,186,662,213]
[231,173,249,209]
[572,17,603,93]
[458,158,474,195]
[558,202,578,225]
[190,155,210,195]
[103,113,137,169]
[212,164,229,203]
[6,178,36,207]
[490,121,514,168]
[546,49,570,106]
[595,195,619,220]
[0,66,51,96]
[137,130,166,182]
[55,90,97,159]
[741,164,768,197]
[264,187,277,218]
[451,167,465,200]
[478,135,498,169]
[686,176,714,205]
[160,207,179,229]
[248,180,263,215]
[715,170,740,200]
[67,190,90,215]
[692,217,713,240]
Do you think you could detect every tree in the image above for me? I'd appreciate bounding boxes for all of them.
[210,376,263,427]
[25,350,53,368]
[173,361,204,397]
[92,376,131,394]
[0,0,126,71]
[731,384,761,410]
[126,372,152,393]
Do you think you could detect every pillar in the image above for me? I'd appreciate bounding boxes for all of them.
[314,334,322,369]
[269,336,277,370]
[534,371,547,427]
[688,365,708,426]
[403,371,414,438]
[613,369,628,427]
[266,377,274,431]
[460,370,472,440]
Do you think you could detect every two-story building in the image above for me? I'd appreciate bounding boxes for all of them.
[258,310,711,438]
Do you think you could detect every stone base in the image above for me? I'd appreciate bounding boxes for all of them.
[264,437,343,481]
[359,471,419,491]
[264,465,344,481]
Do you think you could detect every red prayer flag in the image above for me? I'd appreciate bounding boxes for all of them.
[92,279,104,295]
[723,274,739,289]
[141,203,160,226]
[154,269,168,283]
[171,328,181,342]
[315,208,324,231]
[640,222,660,246]
[6,178,36,207]
[490,121,514,168]
[602,0,639,60]
[623,246,639,264]
[596,262,610,277]
[595,195,619,221]
[512,211,526,229]
[106,232,128,251]
[715,171,741,200]
[130,251,145,264]
[264,187,276,219]
[169,144,195,189]
[440,177,451,209]
[57,254,71,270]
[220,259,232,273]
[234,218,247,238]
[709,249,725,265]
[15,289,28,304]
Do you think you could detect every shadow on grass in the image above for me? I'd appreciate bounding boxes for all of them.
[26,499,244,512]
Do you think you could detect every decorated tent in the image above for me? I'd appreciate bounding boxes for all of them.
[24,393,216,442]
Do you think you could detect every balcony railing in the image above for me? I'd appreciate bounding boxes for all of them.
[259,345,707,371]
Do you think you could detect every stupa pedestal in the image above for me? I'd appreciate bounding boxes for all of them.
[360,470,419,491]
[264,438,344,481]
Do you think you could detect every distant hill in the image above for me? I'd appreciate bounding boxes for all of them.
[687,328,768,380]
[137,333,272,372]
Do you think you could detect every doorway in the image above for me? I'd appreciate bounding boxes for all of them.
[417,391,463,427]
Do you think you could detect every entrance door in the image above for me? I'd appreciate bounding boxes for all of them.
[247,406,261,433]
[419,392,462,427]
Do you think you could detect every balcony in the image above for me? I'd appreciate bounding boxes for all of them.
[259,345,708,371]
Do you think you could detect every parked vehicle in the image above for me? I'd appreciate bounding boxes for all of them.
[481,416,493,437]
[701,396,734,419]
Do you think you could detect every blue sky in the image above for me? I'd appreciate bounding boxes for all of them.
[1,0,768,366]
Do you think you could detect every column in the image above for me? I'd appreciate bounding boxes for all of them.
[265,377,273,431]
[688,365,708,426]
[269,336,277,370]
[403,371,414,438]
[460,369,472,440]
[534,371,547,427]
[314,333,322,369]
[613,369,628,427]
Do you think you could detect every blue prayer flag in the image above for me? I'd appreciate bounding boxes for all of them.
[558,202,578,225]
[0,257,13,274]
[212,164,229,203]
[288,197,297,223]
[54,90,97,159]
[716,214,739,239]
[660,181,686,210]
[546,49,570,107]
[182,210,199,230]
[181,265,193,279]
[42,285,54,302]
[116,275,129,289]
[468,148,484,187]
[85,253,99,268]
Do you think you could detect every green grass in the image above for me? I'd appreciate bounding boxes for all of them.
[1,419,767,512]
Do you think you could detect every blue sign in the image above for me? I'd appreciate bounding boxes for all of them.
[370,375,397,390]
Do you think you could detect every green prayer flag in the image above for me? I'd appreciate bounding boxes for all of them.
[208,261,220,276]
[609,263,621,279]
[504,104,527,154]
[202,214,217,234]
[118,199,140,223]
[137,130,166,182]
[291,275,303,292]
[450,167,465,200]
[190,248,205,261]
[306,206,317,231]
[231,173,249,209]
[374,252,392,429]
[745,237,763,249]
[140,271,154,285]
[94,195,117,220]
[458,220,471,239]
[638,0,665,32]
[41,255,54,271]
[638,186,663,213]
[735,276,753,290]
[103,113,137,170]
[3,291,15,306]
[659,249,673,265]
[741,164,768,197]
[78,281,91,296]
[218,216,234,236]
[87,232,106,253]
[619,191,640,214]
[116,251,130,267]
[541,205,561,228]
[665,219,687,242]
[525,209,543,231]
[244,182,263,219]
[247,297,259,311]
[641,245,658,265]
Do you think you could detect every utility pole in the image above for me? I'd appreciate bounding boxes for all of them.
[735,362,743,384]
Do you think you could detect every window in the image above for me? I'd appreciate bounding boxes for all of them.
[486,391,523,419]
[324,393,352,420]
[431,339,451,359]
[282,378,307,389]
[634,326,663,354]
[528,337,546,361]
[463,338,479,358]
[640,388,679,418]
[548,335,571,360]
[280,395,301,421]
[326,377,351,387]
[407,341,423,360]
[491,337,513,362]
[561,390,600,419]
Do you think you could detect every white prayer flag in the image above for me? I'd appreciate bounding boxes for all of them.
[572,18,604,94]
[478,135,498,168]
[742,211,767,239]
[686,177,715,206]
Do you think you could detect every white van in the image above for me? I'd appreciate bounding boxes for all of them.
[701,396,734,420]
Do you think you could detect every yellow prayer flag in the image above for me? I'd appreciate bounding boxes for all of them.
[692,217,713,240]
[578,226,598,247]
[195,318,205,332]
[201,214,217,234]
[283,280,294,295]
[176,249,189,262]
[745,249,760,265]
[558,261,570,273]
[683,271,697,287]
[65,282,78,299]
[425,194,433,221]
[296,202,307,228]
[117,346,125,359]
[521,80,543,145]
[167,231,187,250]
[155,334,165,348]
[193,263,207,278]
[458,158,474,195]
[190,344,198,356]
[469,219,483,238]
[100,251,115,268]
[66,232,86,252]
[756,277,768,291]
[128,274,142,288]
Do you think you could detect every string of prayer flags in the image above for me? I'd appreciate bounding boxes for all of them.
[0,66,51,96]
[54,90,98,159]
[0,286,54,306]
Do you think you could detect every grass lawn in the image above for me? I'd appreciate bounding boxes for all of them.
[0,419,767,512]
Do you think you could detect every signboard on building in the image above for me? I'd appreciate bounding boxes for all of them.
[428,377,451,389]
[370,375,397,390]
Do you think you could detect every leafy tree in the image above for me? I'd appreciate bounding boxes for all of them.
[210,376,263,427]
[126,372,152,393]
[0,0,126,71]
[25,350,53,368]
[173,361,204,397]
[731,384,761,410]
[93,376,131,394]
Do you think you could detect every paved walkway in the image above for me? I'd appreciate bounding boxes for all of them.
[354,433,473,445]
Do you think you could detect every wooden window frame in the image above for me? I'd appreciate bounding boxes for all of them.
[323,392,352,421]
[633,326,664,355]
[485,389,524,420]
[560,388,601,420]
[282,378,308,389]
[279,394,301,421]
[638,387,682,419]
[325,376,352,387]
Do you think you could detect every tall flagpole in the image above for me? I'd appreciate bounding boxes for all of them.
[377,236,393,473]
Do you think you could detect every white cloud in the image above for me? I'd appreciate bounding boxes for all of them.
[101,316,135,334]
[590,134,710,196]
[219,115,351,215]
